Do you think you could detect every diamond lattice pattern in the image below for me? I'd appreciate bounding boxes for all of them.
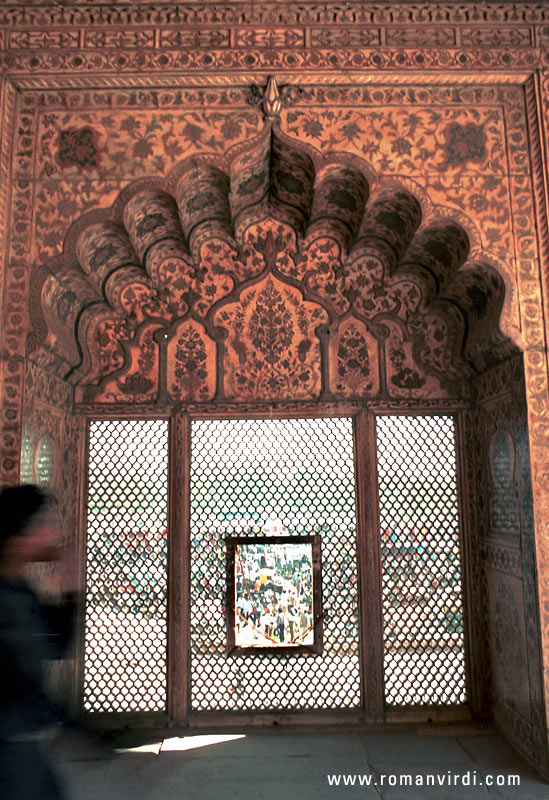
[84,419,168,712]
[190,417,360,711]
[376,415,467,706]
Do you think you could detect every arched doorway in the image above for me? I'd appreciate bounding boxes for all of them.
[25,91,542,756]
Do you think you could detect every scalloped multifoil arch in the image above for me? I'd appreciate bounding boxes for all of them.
[29,121,520,406]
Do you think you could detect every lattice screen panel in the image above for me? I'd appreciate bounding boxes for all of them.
[84,420,168,712]
[190,417,360,711]
[376,415,467,706]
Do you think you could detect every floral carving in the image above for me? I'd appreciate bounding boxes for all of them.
[119,328,157,398]
[338,328,370,379]
[119,373,154,395]
[248,281,294,364]
[93,318,128,379]
[87,324,159,403]
[167,322,215,402]
[175,329,207,382]
[389,344,426,390]
[380,321,446,399]
[283,103,500,178]
[215,276,327,401]
[330,321,377,397]
[135,212,166,237]
[40,107,262,181]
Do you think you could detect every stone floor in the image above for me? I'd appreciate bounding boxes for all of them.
[51,723,548,800]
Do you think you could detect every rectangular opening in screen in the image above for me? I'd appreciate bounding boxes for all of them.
[226,535,322,655]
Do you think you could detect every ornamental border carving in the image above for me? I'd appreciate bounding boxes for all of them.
[1,2,549,28]
[0,77,20,483]
[8,73,535,91]
[0,48,544,76]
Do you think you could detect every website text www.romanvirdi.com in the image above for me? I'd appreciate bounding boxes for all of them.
[326,771,520,789]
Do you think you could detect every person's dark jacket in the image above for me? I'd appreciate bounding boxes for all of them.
[0,575,77,739]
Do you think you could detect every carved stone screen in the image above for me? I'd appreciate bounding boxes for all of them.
[84,419,169,712]
[189,417,360,711]
[376,415,467,706]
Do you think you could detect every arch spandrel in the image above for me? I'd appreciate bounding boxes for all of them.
[74,310,129,390]
[34,121,518,406]
[78,321,162,405]
[380,317,449,400]
[416,304,471,390]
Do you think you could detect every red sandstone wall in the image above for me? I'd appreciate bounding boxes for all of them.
[0,0,548,773]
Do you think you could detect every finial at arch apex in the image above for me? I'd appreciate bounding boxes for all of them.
[248,75,294,122]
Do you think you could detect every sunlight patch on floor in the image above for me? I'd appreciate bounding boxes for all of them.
[160,734,247,752]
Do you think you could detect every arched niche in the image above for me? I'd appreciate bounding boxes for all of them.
[21,118,544,773]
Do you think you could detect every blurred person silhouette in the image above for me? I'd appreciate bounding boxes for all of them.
[0,484,79,800]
